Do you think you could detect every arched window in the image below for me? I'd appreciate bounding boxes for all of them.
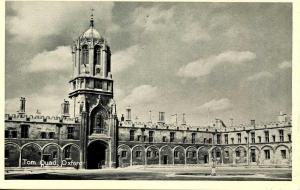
[94,113,106,134]
[81,45,89,65]
[94,46,101,65]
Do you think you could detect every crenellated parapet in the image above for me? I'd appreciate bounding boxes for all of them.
[5,113,79,124]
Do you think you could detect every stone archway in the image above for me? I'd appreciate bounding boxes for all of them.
[87,140,108,169]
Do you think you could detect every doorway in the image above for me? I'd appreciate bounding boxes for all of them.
[163,155,168,164]
[250,149,256,162]
[204,155,208,164]
[87,140,107,169]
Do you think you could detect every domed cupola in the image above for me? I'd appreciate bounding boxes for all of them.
[81,12,103,41]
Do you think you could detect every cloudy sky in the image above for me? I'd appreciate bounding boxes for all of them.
[5,2,292,126]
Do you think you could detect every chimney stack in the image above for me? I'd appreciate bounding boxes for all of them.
[230,118,234,127]
[278,111,288,122]
[61,100,70,118]
[182,113,186,125]
[126,107,131,121]
[18,97,26,115]
[158,112,165,123]
[250,119,255,127]
[149,110,152,123]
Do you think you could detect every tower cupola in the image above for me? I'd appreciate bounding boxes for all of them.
[69,10,113,117]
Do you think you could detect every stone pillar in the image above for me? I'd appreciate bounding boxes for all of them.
[184,150,187,166]
[172,149,175,165]
[158,151,161,166]
[144,151,147,166]
[89,46,94,75]
[77,44,81,75]
[102,44,107,77]
[130,150,133,166]
[233,151,236,165]
[19,151,22,168]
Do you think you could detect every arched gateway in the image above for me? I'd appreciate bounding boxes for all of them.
[87,140,108,169]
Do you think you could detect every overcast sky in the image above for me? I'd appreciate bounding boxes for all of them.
[5,2,292,126]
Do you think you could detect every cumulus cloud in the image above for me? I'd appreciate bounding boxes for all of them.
[132,6,175,32]
[112,45,140,73]
[278,61,292,69]
[7,2,117,42]
[121,85,158,106]
[177,50,256,78]
[24,46,71,73]
[196,98,233,112]
[246,71,273,81]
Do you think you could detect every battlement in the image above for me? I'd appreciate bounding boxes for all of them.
[119,119,292,133]
[119,120,217,132]
[5,113,79,124]
[221,120,292,132]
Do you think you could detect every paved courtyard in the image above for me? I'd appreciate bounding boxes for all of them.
[5,166,291,180]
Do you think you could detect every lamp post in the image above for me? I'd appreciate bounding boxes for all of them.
[211,129,217,176]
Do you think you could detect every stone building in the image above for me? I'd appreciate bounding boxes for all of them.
[4,14,292,169]
[5,14,118,169]
[117,109,292,167]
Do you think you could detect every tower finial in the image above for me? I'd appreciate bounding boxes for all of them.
[90,8,94,27]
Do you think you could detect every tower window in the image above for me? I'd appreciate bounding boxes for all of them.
[81,45,89,65]
[94,46,101,66]
[94,113,106,134]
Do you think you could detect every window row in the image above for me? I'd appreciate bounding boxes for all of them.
[5,126,76,140]
[223,130,291,144]
[129,130,211,144]
[72,79,112,91]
